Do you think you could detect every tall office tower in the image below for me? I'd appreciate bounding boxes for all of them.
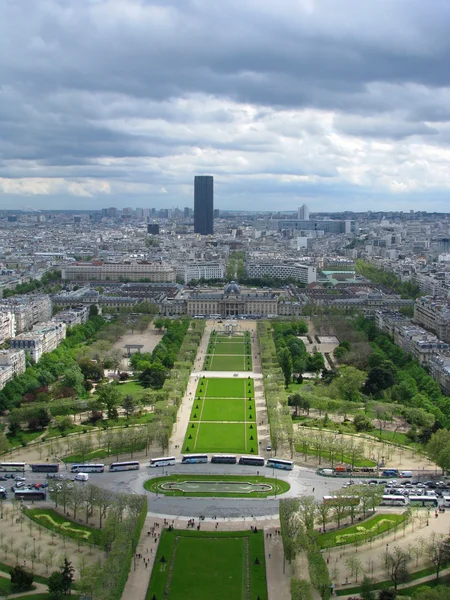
[184,207,190,218]
[297,204,310,220]
[194,176,214,235]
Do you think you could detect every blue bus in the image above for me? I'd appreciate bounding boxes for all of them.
[266,458,294,471]
[181,454,208,464]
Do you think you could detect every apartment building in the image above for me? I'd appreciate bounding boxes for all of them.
[1,295,52,333]
[61,261,176,283]
[246,262,317,284]
[52,305,90,327]
[413,296,450,344]
[176,262,225,284]
[10,321,66,362]
[0,309,15,342]
[0,349,26,390]
[429,355,450,395]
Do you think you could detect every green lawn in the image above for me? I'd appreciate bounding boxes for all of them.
[184,422,258,454]
[144,474,290,498]
[116,380,149,399]
[197,378,254,398]
[6,429,43,447]
[146,530,267,600]
[318,513,407,548]
[24,508,103,546]
[211,341,248,355]
[199,399,245,422]
[205,354,252,371]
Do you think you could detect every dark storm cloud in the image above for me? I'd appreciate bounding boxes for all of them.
[0,0,450,208]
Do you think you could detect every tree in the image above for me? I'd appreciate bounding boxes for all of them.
[122,395,138,419]
[378,589,397,600]
[61,558,75,594]
[278,348,293,387]
[153,317,164,331]
[139,364,167,390]
[54,415,73,435]
[427,533,450,579]
[364,362,397,396]
[9,565,34,591]
[354,413,373,432]
[427,430,450,473]
[413,586,450,600]
[360,576,376,600]
[279,498,302,571]
[332,366,366,402]
[384,546,411,590]
[345,555,363,583]
[96,384,121,420]
[297,496,316,532]
[288,393,310,417]
[48,571,65,596]
[316,500,332,532]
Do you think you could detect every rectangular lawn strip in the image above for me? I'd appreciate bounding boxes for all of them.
[201,398,245,422]
[208,354,252,371]
[197,378,249,398]
[170,536,246,600]
[212,341,247,355]
[186,422,247,453]
[24,508,103,546]
[147,530,266,600]
[318,513,408,549]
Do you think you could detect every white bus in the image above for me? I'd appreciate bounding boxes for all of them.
[181,454,208,464]
[149,457,176,468]
[380,495,409,507]
[266,458,294,471]
[70,464,105,473]
[0,462,26,472]
[409,495,439,508]
[109,461,140,472]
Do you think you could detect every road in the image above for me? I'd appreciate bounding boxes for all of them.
[87,463,337,518]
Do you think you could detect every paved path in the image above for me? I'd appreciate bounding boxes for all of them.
[265,525,292,600]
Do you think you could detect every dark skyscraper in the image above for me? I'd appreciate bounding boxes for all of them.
[194,176,214,235]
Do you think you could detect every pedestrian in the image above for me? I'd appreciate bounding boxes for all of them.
[313,488,315,492]
[268,553,271,559]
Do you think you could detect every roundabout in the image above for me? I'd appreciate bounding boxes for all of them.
[144,474,290,497]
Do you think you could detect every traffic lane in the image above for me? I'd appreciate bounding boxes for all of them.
[84,464,339,517]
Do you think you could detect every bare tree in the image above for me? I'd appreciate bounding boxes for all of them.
[345,555,363,583]
[427,533,450,580]
[384,546,411,590]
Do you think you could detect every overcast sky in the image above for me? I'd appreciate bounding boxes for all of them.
[1,0,450,212]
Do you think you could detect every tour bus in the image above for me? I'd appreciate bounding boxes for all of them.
[181,454,208,464]
[15,489,46,501]
[70,464,105,473]
[409,495,439,507]
[266,458,294,471]
[109,461,140,472]
[149,457,176,468]
[323,496,361,506]
[380,495,409,507]
[239,455,265,467]
[0,462,26,472]
[442,496,450,508]
[30,464,59,473]
[210,455,237,464]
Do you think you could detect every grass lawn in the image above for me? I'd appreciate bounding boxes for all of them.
[200,399,245,422]
[197,378,254,398]
[24,508,103,546]
[205,354,252,371]
[144,474,290,497]
[318,513,407,548]
[367,429,420,448]
[211,341,248,355]
[62,439,146,463]
[184,422,258,454]
[116,380,149,399]
[6,429,43,447]
[146,529,267,600]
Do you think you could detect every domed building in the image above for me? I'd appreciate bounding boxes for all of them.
[224,281,241,296]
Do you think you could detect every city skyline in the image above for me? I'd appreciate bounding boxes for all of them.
[1,1,450,212]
